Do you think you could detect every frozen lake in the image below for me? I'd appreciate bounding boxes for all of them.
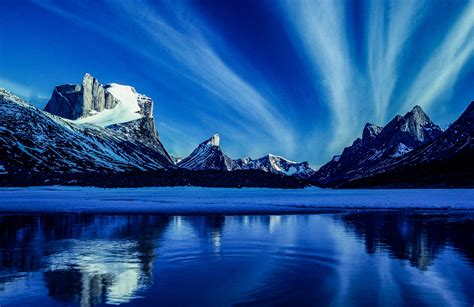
[0,188,473,305]
[0,187,473,213]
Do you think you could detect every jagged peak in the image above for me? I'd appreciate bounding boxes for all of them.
[404,105,431,124]
[412,105,423,112]
[202,134,220,147]
[266,153,296,163]
[82,72,98,84]
[362,123,382,142]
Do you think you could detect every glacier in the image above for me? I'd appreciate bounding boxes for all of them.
[0,187,472,214]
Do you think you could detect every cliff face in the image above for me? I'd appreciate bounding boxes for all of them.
[42,74,172,162]
[44,73,119,120]
[0,88,175,175]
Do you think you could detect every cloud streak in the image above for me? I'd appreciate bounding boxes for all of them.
[281,0,359,152]
[32,0,296,156]
[24,0,474,165]
[368,0,425,122]
[399,4,474,114]
[280,0,472,160]
[0,77,48,103]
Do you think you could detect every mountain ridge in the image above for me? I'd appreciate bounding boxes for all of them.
[178,134,316,178]
[1,74,472,188]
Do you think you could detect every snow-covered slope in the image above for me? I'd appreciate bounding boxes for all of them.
[179,135,315,178]
[72,83,144,127]
[233,154,315,179]
[0,88,174,175]
[312,105,443,186]
[178,134,234,171]
[340,102,474,187]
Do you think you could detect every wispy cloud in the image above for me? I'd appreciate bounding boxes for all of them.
[281,0,360,152]
[399,4,474,114]
[32,0,296,155]
[368,0,425,122]
[281,0,472,159]
[0,77,48,103]
[28,0,474,164]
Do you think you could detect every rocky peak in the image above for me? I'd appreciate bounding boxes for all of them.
[376,105,442,148]
[178,134,233,171]
[43,74,171,162]
[402,106,433,138]
[44,73,118,120]
[362,123,382,146]
[203,134,220,147]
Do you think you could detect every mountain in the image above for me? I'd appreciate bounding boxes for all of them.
[178,134,234,171]
[179,135,315,178]
[312,106,443,187]
[0,86,174,177]
[0,79,308,188]
[44,73,167,151]
[233,154,315,179]
[340,102,474,188]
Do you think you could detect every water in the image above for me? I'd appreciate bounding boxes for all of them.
[0,211,472,306]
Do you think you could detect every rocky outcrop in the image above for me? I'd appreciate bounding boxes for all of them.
[0,88,175,175]
[340,102,474,188]
[44,74,172,163]
[178,134,234,171]
[44,73,119,120]
[312,105,443,187]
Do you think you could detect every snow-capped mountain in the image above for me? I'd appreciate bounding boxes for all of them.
[340,101,474,187]
[178,134,234,171]
[179,135,315,178]
[233,154,315,179]
[0,85,174,176]
[1,72,471,188]
[44,74,172,161]
[312,105,443,187]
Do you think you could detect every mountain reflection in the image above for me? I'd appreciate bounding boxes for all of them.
[0,212,472,306]
[0,214,169,305]
[339,211,474,270]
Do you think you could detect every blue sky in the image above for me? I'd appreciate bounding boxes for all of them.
[0,0,473,167]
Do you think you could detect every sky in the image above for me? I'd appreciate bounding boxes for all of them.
[0,0,473,167]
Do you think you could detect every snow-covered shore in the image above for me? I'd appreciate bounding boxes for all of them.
[0,187,472,214]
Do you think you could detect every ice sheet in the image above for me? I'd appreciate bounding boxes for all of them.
[0,187,472,214]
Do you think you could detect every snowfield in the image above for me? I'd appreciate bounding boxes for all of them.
[0,187,472,214]
[72,83,143,127]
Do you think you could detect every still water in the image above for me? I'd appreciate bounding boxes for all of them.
[0,211,472,306]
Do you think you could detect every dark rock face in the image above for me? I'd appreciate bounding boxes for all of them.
[178,135,234,171]
[43,74,170,162]
[361,124,382,146]
[375,105,442,151]
[108,117,172,162]
[312,105,444,187]
[0,89,174,175]
[44,73,118,120]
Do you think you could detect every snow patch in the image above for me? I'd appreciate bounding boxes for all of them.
[72,84,142,127]
[391,143,412,158]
